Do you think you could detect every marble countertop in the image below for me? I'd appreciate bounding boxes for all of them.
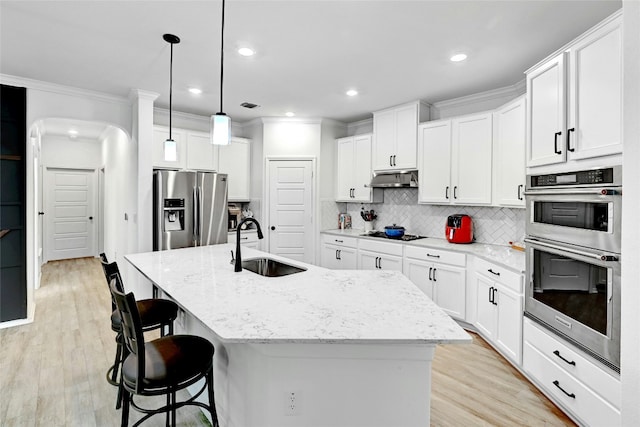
[126,244,470,345]
[322,229,526,273]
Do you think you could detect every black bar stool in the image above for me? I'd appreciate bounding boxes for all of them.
[99,254,179,409]
[110,277,218,427]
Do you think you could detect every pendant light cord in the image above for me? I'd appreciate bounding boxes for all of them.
[219,0,225,113]
[169,41,174,140]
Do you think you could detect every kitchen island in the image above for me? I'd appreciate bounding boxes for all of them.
[126,243,470,427]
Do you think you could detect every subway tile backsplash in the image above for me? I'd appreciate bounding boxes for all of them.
[322,188,525,246]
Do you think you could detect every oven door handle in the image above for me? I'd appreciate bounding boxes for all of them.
[523,188,620,196]
[524,238,619,262]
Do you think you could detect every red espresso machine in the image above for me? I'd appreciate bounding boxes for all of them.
[446,214,473,243]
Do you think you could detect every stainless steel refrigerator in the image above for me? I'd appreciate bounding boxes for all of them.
[153,170,228,250]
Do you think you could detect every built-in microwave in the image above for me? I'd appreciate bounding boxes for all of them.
[524,166,621,253]
[524,237,620,371]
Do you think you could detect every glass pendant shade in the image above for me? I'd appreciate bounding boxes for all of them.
[163,138,177,161]
[211,113,231,146]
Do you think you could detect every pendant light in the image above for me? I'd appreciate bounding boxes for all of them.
[211,0,231,145]
[163,33,181,161]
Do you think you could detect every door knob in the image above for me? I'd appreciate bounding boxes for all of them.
[89,216,93,220]
[270,226,275,231]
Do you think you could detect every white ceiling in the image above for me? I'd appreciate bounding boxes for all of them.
[0,0,621,124]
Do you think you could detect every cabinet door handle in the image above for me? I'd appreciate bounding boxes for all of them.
[492,287,498,305]
[567,128,575,152]
[393,155,396,166]
[488,268,500,276]
[445,186,449,199]
[433,268,437,282]
[552,380,576,399]
[338,249,342,260]
[553,350,576,366]
[426,253,440,259]
[489,286,494,304]
[554,131,563,154]
[428,267,433,281]
[453,186,458,199]
[389,156,393,167]
[335,249,339,260]
[517,184,523,201]
[335,239,343,243]
[378,257,382,269]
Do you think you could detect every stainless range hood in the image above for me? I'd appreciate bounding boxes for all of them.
[369,170,419,188]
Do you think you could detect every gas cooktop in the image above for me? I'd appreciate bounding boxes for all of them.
[361,231,427,241]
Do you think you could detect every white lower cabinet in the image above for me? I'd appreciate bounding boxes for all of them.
[357,239,403,272]
[321,235,358,270]
[473,258,523,365]
[403,246,466,320]
[523,318,620,426]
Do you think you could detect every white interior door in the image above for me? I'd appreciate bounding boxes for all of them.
[268,160,314,263]
[45,168,96,261]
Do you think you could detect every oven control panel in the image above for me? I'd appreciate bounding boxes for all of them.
[529,167,617,188]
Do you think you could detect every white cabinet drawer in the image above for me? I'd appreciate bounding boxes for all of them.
[523,341,620,426]
[322,234,358,249]
[358,239,403,257]
[523,318,620,408]
[474,257,522,293]
[404,246,465,267]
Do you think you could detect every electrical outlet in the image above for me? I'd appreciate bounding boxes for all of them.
[285,391,299,416]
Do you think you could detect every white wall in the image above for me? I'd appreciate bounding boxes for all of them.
[41,135,102,169]
[620,1,640,423]
[100,127,132,268]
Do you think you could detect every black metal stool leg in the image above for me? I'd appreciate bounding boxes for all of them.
[121,389,130,427]
[207,369,219,427]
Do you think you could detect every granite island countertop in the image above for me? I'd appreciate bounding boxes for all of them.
[322,229,526,273]
[126,244,470,345]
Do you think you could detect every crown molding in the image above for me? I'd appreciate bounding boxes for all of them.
[261,117,323,125]
[346,117,373,128]
[432,80,525,110]
[320,118,348,129]
[0,74,129,105]
[129,89,159,102]
[153,107,211,124]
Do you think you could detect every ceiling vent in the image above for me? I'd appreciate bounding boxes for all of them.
[241,102,260,109]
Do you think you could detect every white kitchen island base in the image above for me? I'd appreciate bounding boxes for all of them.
[126,244,469,427]
[185,314,435,427]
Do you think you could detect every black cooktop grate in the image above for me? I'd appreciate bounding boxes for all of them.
[364,231,427,241]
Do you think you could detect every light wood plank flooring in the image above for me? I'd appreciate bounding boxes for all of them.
[0,257,575,426]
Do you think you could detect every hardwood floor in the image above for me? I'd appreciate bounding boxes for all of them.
[0,257,575,426]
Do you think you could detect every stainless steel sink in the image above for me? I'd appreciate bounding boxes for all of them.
[241,257,307,277]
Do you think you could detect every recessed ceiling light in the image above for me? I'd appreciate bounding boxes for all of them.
[68,129,78,136]
[285,112,295,117]
[450,53,467,62]
[238,47,255,57]
[346,89,358,97]
[188,87,202,95]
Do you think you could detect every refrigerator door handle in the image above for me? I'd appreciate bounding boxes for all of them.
[193,186,199,245]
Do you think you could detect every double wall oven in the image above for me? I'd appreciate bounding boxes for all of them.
[524,166,621,371]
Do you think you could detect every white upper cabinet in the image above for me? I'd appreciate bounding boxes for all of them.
[494,96,526,207]
[419,112,492,205]
[567,17,622,160]
[452,112,493,205]
[373,101,430,171]
[418,120,451,204]
[526,13,622,169]
[335,134,381,203]
[219,137,251,202]
[186,130,218,172]
[152,126,186,169]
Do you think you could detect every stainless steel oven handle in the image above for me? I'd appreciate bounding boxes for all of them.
[523,188,621,196]
[524,238,619,262]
